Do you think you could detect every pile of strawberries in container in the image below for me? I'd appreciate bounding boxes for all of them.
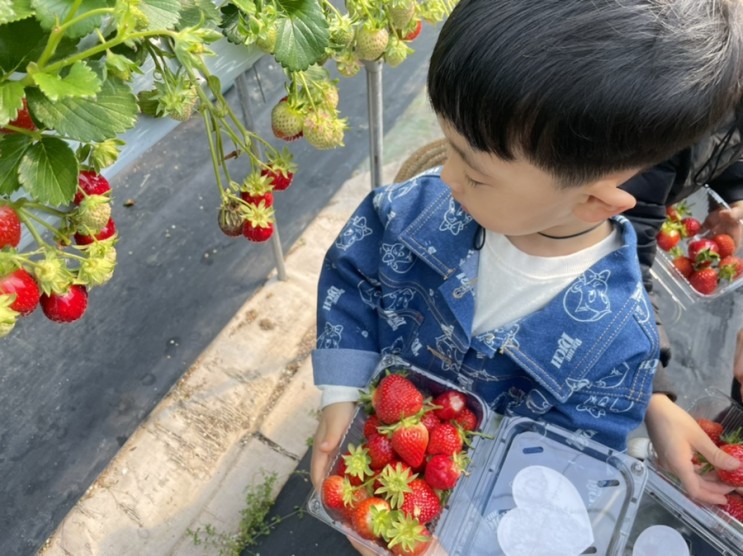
[656,201,743,295]
[320,371,483,555]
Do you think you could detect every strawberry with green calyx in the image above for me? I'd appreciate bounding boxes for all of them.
[665,202,689,223]
[75,217,117,246]
[322,474,357,512]
[0,294,20,338]
[681,217,701,238]
[242,202,275,242]
[303,109,347,150]
[77,246,116,287]
[40,284,88,323]
[218,199,245,238]
[356,24,390,61]
[689,267,719,295]
[384,35,413,68]
[75,171,112,204]
[0,268,40,316]
[370,373,424,424]
[153,69,199,122]
[388,0,416,30]
[385,418,429,468]
[374,461,416,509]
[427,422,464,456]
[1,98,36,134]
[271,96,305,141]
[335,51,363,78]
[432,390,467,420]
[342,443,374,484]
[452,407,478,431]
[399,478,441,524]
[76,195,112,234]
[260,148,297,192]
[33,251,75,296]
[329,13,355,48]
[240,173,275,207]
[720,255,743,281]
[424,452,469,490]
[402,19,423,42]
[712,233,737,259]
[351,496,392,540]
[0,205,22,249]
[315,81,340,111]
[386,513,432,556]
[337,453,366,486]
[688,238,721,268]
[256,20,279,54]
[657,221,682,251]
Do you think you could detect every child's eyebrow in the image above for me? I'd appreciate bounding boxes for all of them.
[447,137,490,177]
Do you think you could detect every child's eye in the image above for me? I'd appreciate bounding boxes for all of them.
[466,177,483,188]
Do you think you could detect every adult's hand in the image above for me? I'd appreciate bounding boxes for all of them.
[310,401,357,491]
[703,200,743,247]
[645,394,739,505]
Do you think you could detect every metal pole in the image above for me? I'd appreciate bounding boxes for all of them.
[235,71,288,281]
[364,60,384,189]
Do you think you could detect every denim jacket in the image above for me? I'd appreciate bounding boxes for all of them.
[313,171,660,450]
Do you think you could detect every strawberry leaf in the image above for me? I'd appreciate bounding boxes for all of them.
[27,76,137,142]
[273,0,329,71]
[178,0,221,29]
[219,4,251,45]
[140,0,182,31]
[32,0,110,38]
[31,61,102,102]
[0,81,25,125]
[0,0,34,25]
[18,136,78,205]
[0,17,47,72]
[0,134,33,195]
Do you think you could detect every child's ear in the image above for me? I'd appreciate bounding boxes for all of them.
[574,183,637,222]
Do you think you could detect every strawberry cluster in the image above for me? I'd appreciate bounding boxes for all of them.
[0,170,118,335]
[321,371,482,555]
[657,202,743,295]
[694,418,743,523]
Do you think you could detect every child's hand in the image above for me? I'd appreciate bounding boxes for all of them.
[310,401,357,491]
[645,394,740,505]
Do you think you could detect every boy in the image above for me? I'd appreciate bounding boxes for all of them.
[311,0,743,493]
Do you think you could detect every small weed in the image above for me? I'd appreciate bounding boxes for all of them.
[187,470,307,556]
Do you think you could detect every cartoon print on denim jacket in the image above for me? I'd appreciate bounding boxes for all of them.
[478,324,521,352]
[524,389,553,415]
[434,326,465,372]
[336,215,373,251]
[576,395,635,419]
[381,242,415,273]
[439,197,472,235]
[358,280,381,310]
[563,269,612,322]
[594,362,630,389]
[630,282,652,323]
[317,322,343,349]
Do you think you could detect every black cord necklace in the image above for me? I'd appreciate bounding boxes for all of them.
[537,221,604,240]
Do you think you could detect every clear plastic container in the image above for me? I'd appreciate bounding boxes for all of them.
[307,355,648,555]
[644,388,743,555]
[651,186,743,311]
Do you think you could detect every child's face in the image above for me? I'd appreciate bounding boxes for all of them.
[437,119,633,236]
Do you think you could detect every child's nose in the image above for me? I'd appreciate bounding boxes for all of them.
[440,161,464,193]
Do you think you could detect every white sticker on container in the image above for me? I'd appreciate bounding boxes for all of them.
[497,465,594,556]
[632,525,689,556]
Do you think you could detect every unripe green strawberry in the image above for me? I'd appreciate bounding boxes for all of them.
[271,97,304,141]
[329,14,355,47]
[356,26,389,61]
[33,252,74,295]
[256,23,278,54]
[78,252,116,287]
[388,0,416,29]
[303,110,347,150]
[0,294,19,338]
[77,195,112,234]
[385,36,413,68]
[336,51,362,77]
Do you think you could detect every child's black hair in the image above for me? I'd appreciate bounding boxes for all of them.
[428,0,743,186]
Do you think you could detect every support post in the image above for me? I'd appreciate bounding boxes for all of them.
[364,60,384,189]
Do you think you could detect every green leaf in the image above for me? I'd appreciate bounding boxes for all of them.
[18,136,78,205]
[219,4,251,45]
[31,0,112,38]
[0,0,34,25]
[0,17,47,72]
[0,134,33,195]
[0,81,26,125]
[178,0,221,29]
[273,0,329,71]
[140,0,181,30]
[32,61,102,102]
[27,76,137,142]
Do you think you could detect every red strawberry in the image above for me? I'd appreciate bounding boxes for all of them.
[400,478,441,524]
[420,411,441,433]
[74,217,117,245]
[367,434,396,470]
[390,526,432,556]
[689,267,719,295]
[260,167,294,191]
[364,415,382,439]
[403,19,423,42]
[40,285,88,323]
[696,418,724,445]
[716,444,743,487]
[337,454,365,486]
[427,422,463,455]
[1,98,35,133]
[720,492,743,522]
[451,407,478,431]
[424,453,466,490]
[688,238,720,268]
[720,255,743,282]
[432,390,467,420]
[75,171,111,204]
[0,268,40,315]
[372,374,424,424]
[242,220,273,242]
[0,205,22,248]
[390,421,429,468]
[350,496,391,540]
[240,190,273,208]
[322,475,349,511]
[672,255,694,279]
[681,217,701,237]
[712,233,737,259]
[657,225,681,251]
